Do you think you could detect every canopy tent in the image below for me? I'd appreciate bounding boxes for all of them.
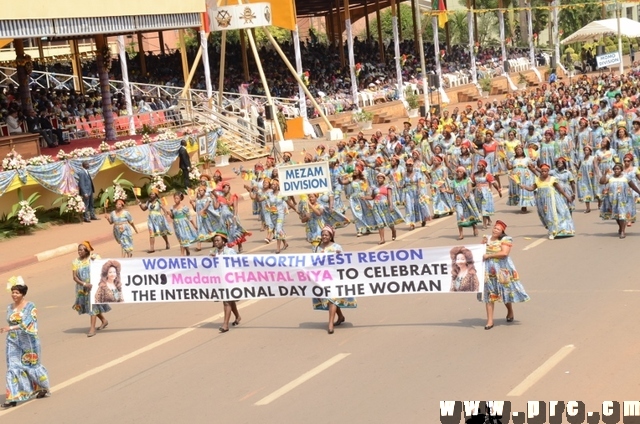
[561,18,640,44]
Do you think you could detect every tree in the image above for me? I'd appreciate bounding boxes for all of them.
[558,0,601,37]
[448,11,470,45]
[362,4,418,41]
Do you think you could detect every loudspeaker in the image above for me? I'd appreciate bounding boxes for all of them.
[313,123,323,138]
[427,74,439,89]
[419,105,427,117]
[264,105,274,120]
[503,60,510,73]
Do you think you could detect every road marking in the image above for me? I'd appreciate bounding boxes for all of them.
[522,238,547,251]
[507,344,575,397]
[366,215,453,252]
[0,299,261,417]
[254,353,351,406]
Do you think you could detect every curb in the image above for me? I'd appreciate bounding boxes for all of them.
[1,194,252,274]
[0,222,149,275]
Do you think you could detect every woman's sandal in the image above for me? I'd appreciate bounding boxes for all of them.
[232,319,241,326]
[334,317,345,326]
[35,390,48,399]
[147,250,155,254]
[98,321,109,331]
[0,402,16,408]
[219,327,229,333]
[87,331,96,338]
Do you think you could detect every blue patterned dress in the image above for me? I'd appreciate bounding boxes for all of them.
[539,141,560,168]
[170,205,197,246]
[473,172,496,217]
[145,199,172,237]
[451,177,481,227]
[5,302,50,402]
[576,156,597,203]
[217,194,251,246]
[600,176,636,221]
[372,184,405,227]
[72,256,112,316]
[595,149,617,198]
[534,176,575,238]
[483,237,530,304]
[429,165,452,216]
[402,170,432,226]
[316,193,351,230]
[194,197,221,242]
[347,179,378,234]
[311,243,357,310]
[550,169,576,212]
[507,157,536,208]
[110,210,134,253]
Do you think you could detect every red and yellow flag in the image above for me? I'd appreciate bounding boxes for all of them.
[434,0,448,29]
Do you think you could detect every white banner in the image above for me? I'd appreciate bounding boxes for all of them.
[90,245,485,305]
[279,161,331,196]
[209,3,272,31]
[596,52,621,69]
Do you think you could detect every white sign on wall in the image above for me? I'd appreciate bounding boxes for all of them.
[209,3,272,31]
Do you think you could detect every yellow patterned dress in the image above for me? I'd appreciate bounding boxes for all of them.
[311,243,357,310]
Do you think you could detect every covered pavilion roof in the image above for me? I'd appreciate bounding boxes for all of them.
[295,0,407,17]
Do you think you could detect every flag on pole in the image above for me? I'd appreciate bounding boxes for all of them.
[434,0,448,29]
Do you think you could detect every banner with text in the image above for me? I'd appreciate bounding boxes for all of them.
[279,161,331,196]
[90,245,485,305]
[596,52,621,69]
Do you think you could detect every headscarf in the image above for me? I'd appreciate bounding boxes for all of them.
[81,241,94,252]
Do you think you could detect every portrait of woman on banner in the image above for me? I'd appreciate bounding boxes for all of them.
[449,246,480,292]
[94,260,124,304]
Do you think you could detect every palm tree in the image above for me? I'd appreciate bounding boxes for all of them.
[559,0,601,36]
[449,11,470,45]
[95,35,117,141]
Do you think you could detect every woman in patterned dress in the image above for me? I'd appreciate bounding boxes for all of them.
[216,183,251,252]
[138,189,171,253]
[520,163,575,240]
[595,137,618,203]
[482,220,530,330]
[444,166,481,240]
[472,159,502,229]
[168,192,197,256]
[507,145,536,213]
[1,280,50,408]
[371,173,404,244]
[550,158,576,213]
[190,186,221,251]
[402,158,432,229]
[598,162,640,238]
[105,199,138,257]
[264,179,289,253]
[340,167,377,237]
[621,153,640,226]
[311,226,356,334]
[429,156,453,217]
[211,233,241,333]
[71,241,110,337]
[576,145,598,213]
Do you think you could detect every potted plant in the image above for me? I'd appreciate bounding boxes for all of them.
[404,87,420,118]
[479,75,492,98]
[215,141,231,167]
[517,73,528,90]
[352,110,374,130]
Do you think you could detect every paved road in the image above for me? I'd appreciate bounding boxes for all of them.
[1,189,639,423]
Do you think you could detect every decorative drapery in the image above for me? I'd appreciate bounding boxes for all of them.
[0,131,223,197]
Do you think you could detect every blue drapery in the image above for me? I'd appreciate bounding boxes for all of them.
[0,131,223,196]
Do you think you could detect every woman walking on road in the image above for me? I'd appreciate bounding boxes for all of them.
[105,199,138,257]
[72,241,110,337]
[1,278,50,408]
[482,221,530,330]
[210,233,241,333]
[311,226,357,334]
[138,189,171,253]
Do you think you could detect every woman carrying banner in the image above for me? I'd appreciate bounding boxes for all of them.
[72,241,110,337]
[482,220,530,330]
[311,226,356,334]
[168,192,197,256]
[211,232,241,333]
[105,198,138,258]
[1,277,50,408]
[137,189,171,253]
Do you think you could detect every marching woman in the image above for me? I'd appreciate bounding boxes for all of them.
[472,159,502,229]
[371,173,405,244]
[264,179,289,253]
[138,189,171,253]
[251,178,274,243]
[105,198,138,257]
[550,157,577,213]
[444,166,481,240]
[597,162,640,238]
[401,159,432,230]
[576,145,598,213]
[210,233,241,333]
[482,220,530,330]
[538,129,560,168]
[315,191,351,231]
[1,278,50,408]
[168,192,197,256]
[297,193,350,246]
[216,182,251,252]
[311,226,356,334]
[340,167,377,237]
[622,153,640,226]
[429,156,453,217]
[507,145,536,213]
[72,241,110,337]
[520,163,575,240]
[191,185,221,251]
